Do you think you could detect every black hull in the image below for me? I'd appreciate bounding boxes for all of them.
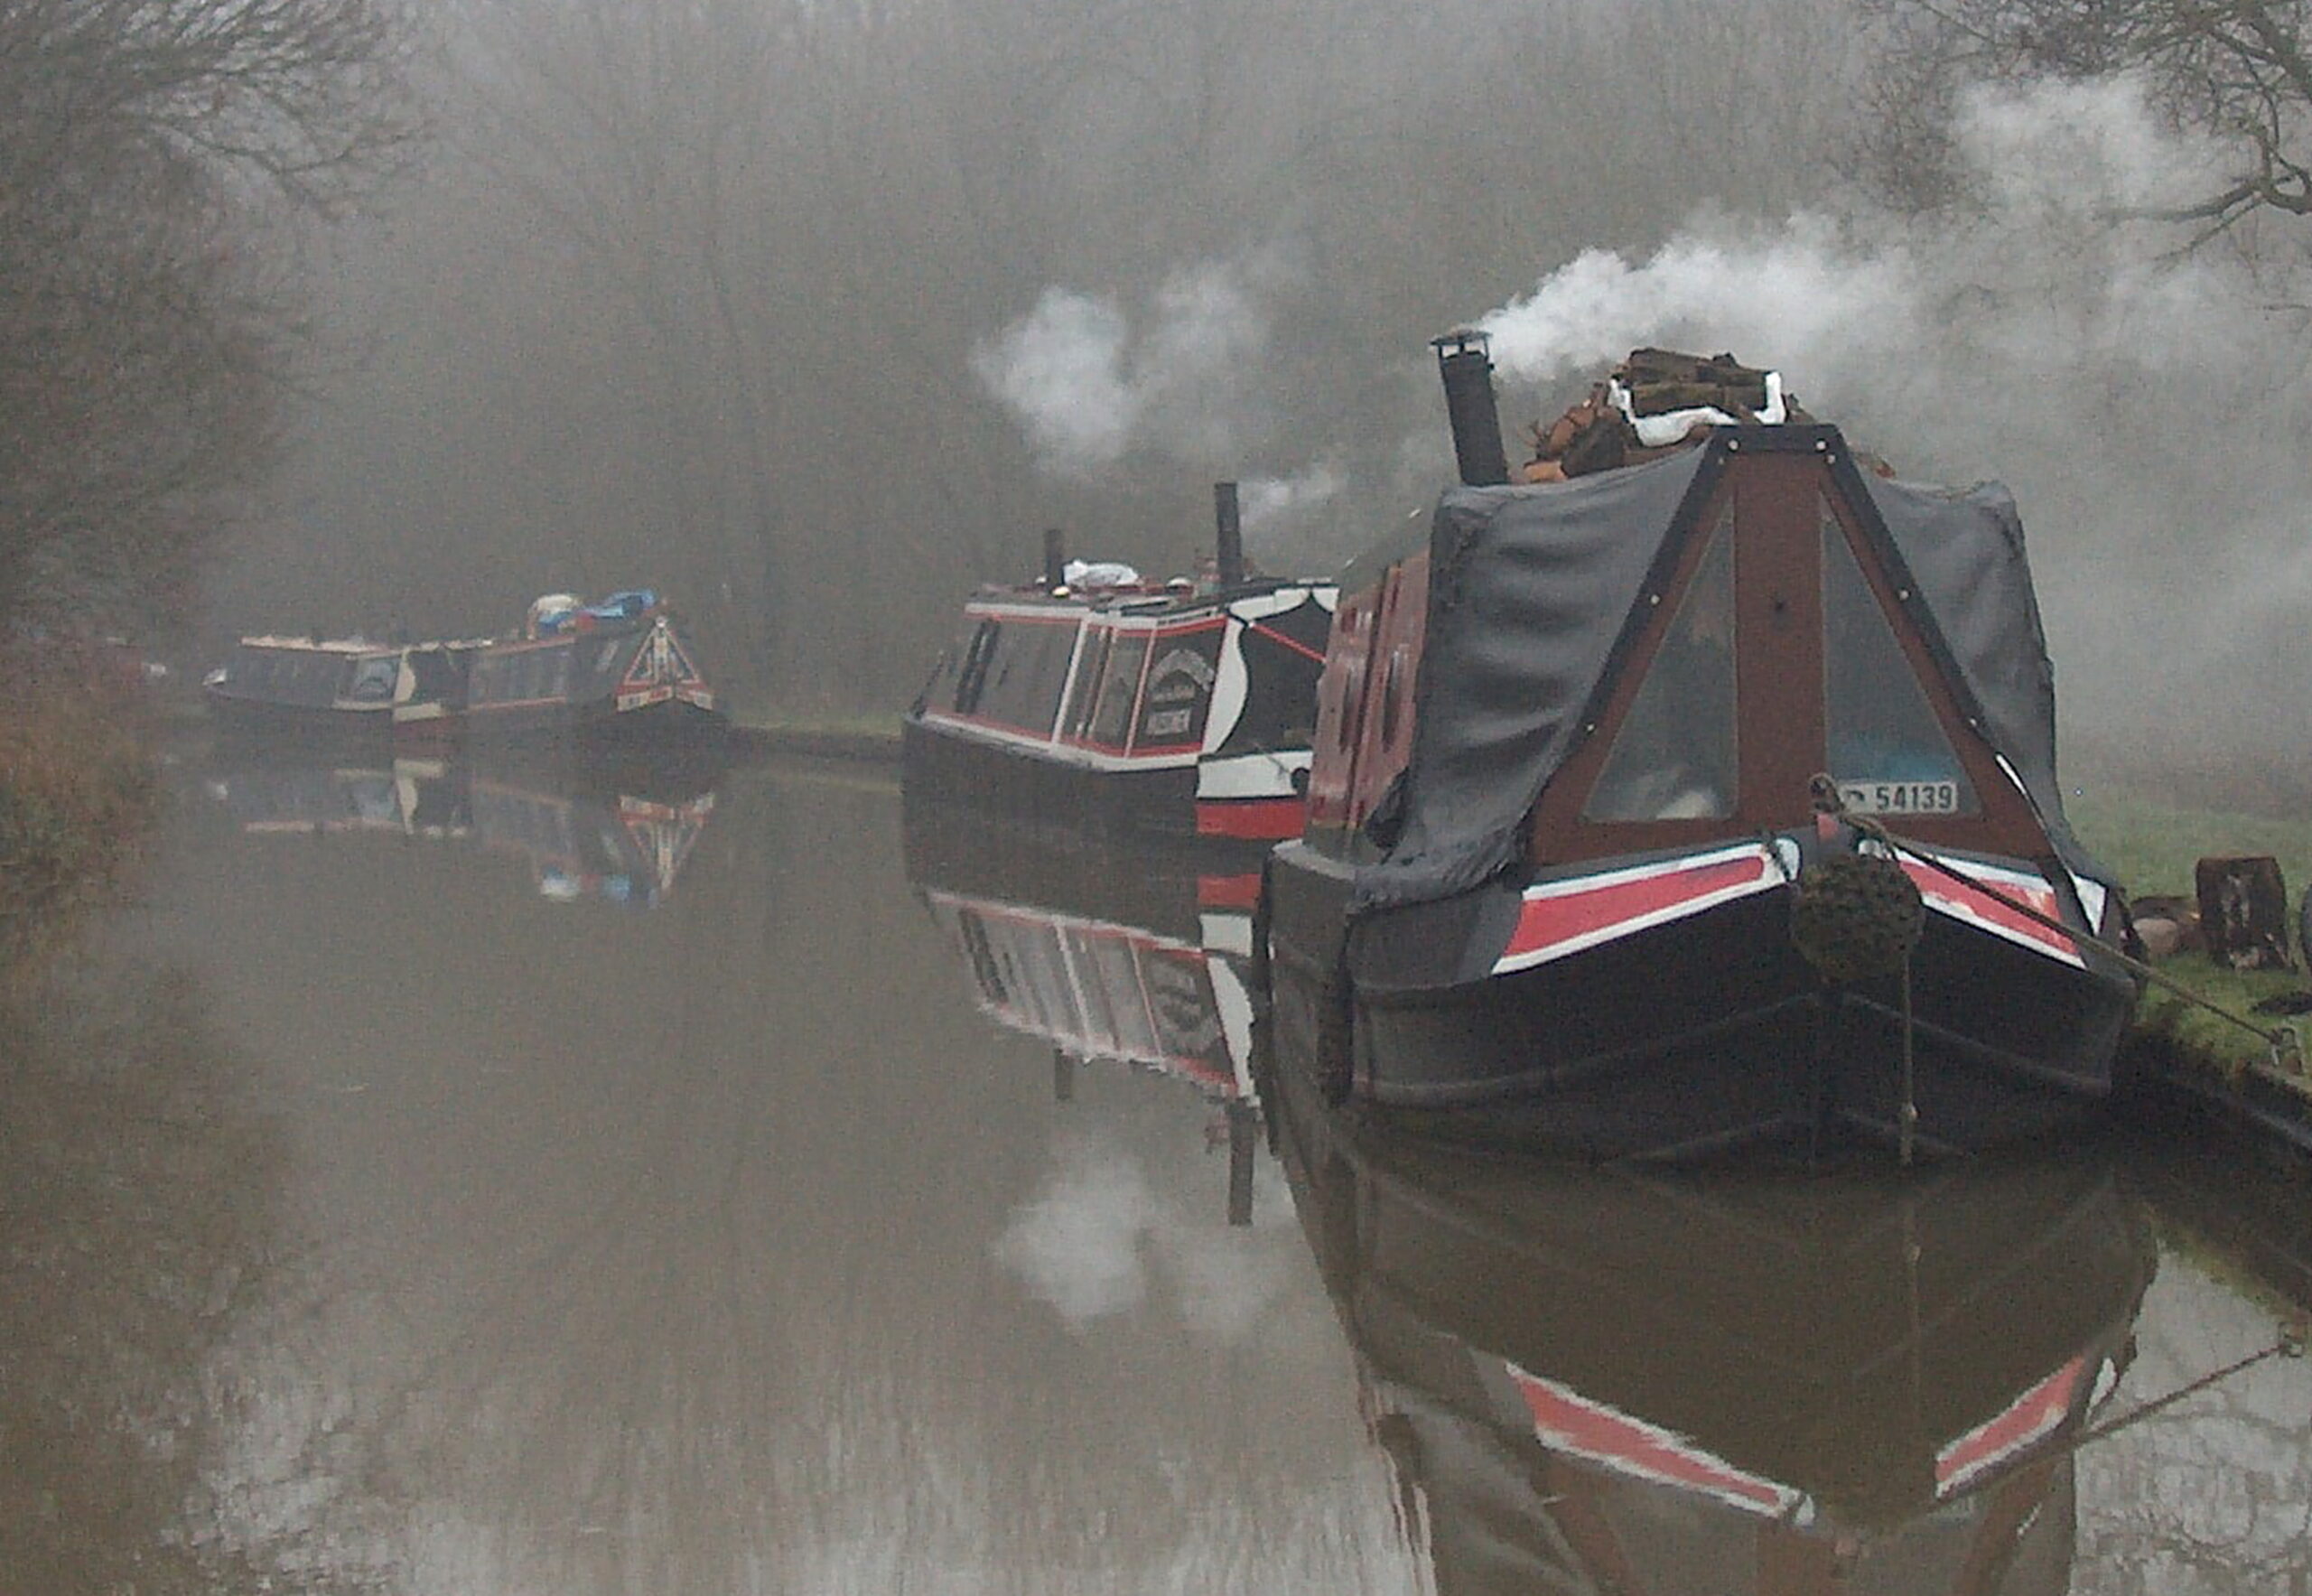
[461,695,727,747]
[203,693,413,751]
[1263,845,2136,1162]
[901,715,1208,847]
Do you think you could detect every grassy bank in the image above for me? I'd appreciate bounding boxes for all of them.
[0,658,162,966]
[2066,785,2312,1089]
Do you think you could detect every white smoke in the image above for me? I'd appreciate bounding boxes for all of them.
[1239,463,1345,535]
[1468,76,2312,759]
[973,262,1273,477]
[968,289,1136,476]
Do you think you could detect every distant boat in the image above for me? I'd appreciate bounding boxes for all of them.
[1258,335,2140,1160]
[201,588,725,750]
[459,589,723,746]
[201,635,481,744]
[903,489,1337,846]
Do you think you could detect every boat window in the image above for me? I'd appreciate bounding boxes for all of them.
[1087,632,1151,749]
[975,620,1076,734]
[1823,502,1979,816]
[952,621,1000,714]
[1377,648,1407,750]
[1584,509,1739,821]
[1061,627,1111,741]
[349,655,397,702]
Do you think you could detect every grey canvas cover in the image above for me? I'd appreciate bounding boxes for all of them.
[1349,432,2100,915]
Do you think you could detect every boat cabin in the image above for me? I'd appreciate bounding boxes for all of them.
[1310,424,2084,893]
[210,638,403,711]
[916,583,1328,770]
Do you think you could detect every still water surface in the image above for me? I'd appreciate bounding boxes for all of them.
[6,752,2309,1592]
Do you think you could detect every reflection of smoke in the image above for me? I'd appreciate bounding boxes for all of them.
[974,263,1270,476]
[994,1129,1297,1340]
[1472,78,2312,759]
[993,1134,1158,1323]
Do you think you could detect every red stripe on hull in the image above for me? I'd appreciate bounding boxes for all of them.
[1196,796,1304,839]
[1497,849,1778,973]
[1900,859,2080,966]
[1197,873,1263,910]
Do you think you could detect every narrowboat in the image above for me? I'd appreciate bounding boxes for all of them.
[201,635,480,744]
[904,486,1338,845]
[1257,334,2139,1160]
[1260,1040,2152,1593]
[458,589,724,748]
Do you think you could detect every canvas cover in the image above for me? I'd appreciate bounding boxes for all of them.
[1350,433,2099,915]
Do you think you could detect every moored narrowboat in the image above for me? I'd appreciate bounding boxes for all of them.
[904,487,1338,845]
[1258,334,2140,1160]
[201,588,725,751]
[202,635,477,744]
[459,589,724,748]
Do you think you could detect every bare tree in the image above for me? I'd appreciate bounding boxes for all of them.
[1858,0,2312,238]
[0,0,415,637]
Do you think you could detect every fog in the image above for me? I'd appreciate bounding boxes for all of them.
[200,0,2312,764]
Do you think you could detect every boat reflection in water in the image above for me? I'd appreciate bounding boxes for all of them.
[903,792,1268,1218]
[1256,1014,2157,1594]
[203,751,721,909]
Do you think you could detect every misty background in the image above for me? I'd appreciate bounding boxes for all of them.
[185,0,2312,758]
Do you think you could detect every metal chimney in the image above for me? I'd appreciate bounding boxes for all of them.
[1042,527,1067,591]
[1433,329,1511,487]
[1213,481,1245,587]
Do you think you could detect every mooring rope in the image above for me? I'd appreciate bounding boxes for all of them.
[1805,774,2305,1078]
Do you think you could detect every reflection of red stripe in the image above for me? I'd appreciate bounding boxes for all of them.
[1515,1372,1793,1516]
[1901,860,2078,963]
[1198,873,1263,910]
[1935,1357,2084,1495]
[1197,796,1303,838]
[1501,852,1773,968]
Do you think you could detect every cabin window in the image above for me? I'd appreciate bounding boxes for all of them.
[349,655,397,702]
[1377,648,1408,749]
[1584,509,1739,821]
[975,619,1076,733]
[1087,632,1151,749]
[1821,504,1978,816]
[953,621,1000,714]
[1061,627,1111,741]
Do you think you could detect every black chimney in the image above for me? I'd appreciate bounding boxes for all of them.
[1213,481,1245,587]
[1042,527,1067,591]
[1432,329,1511,487]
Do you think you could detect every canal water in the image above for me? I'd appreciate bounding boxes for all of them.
[5,752,2307,1593]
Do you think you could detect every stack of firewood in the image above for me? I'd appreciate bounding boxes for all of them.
[1520,349,1803,482]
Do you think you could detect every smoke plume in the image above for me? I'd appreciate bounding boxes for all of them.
[1471,77,2312,764]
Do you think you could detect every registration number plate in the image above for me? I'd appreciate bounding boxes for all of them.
[1838,779,1962,816]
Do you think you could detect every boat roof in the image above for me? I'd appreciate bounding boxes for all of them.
[1349,425,2097,914]
[961,573,1337,622]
